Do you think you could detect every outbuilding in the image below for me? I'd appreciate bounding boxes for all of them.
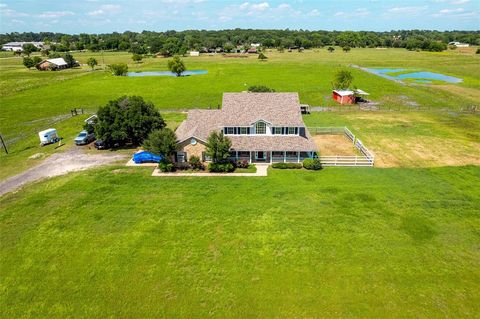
[36,58,68,71]
[333,90,355,104]
[332,89,370,105]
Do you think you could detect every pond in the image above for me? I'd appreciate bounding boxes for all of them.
[364,68,462,83]
[127,70,208,77]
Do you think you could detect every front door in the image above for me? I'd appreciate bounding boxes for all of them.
[255,151,265,161]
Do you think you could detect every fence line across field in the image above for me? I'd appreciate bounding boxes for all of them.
[307,126,375,167]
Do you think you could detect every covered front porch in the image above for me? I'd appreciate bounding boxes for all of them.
[229,151,316,163]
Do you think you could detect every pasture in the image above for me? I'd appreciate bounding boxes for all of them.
[1,164,479,318]
[1,48,479,318]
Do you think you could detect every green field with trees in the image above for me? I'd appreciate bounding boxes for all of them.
[0,41,479,317]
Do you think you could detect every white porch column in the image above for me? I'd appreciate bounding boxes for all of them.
[270,151,272,163]
[283,151,286,163]
[249,151,252,163]
[236,151,238,160]
[297,152,300,163]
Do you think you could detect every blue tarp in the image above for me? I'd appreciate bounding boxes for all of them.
[133,151,163,164]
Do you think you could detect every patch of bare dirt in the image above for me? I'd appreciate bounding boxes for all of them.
[313,135,358,156]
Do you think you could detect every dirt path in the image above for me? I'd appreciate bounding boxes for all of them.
[0,148,128,197]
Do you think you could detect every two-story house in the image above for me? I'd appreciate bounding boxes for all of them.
[174,92,318,164]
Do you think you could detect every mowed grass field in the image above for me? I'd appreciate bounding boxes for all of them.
[1,165,479,318]
[1,48,479,142]
[1,48,480,317]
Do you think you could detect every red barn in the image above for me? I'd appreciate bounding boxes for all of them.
[332,89,369,105]
[332,90,355,104]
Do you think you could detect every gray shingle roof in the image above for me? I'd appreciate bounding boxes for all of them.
[222,93,304,126]
[175,93,316,152]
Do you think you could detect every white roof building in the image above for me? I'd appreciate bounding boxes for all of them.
[1,41,44,51]
[45,58,67,67]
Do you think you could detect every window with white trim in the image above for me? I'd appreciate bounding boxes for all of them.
[225,127,234,135]
[273,127,282,135]
[240,127,248,135]
[288,127,296,135]
[255,121,266,134]
[177,151,187,163]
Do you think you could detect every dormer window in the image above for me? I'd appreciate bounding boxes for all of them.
[255,121,266,134]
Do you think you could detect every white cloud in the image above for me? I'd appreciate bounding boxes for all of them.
[10,19,25,24]
[388,6,427,14]
[334,8,369,18]
[439,7,464,13]
[0,5,29,17]
[37,11,74,18]
[250,2,269,11]
[87,4,121,16]
[451,0,469,4]
[239,2,250,10]
[100,4,121,11]
[88,9,104,16]
[308,9,320,16]
[278,3,291,10]
[355,8,370,17]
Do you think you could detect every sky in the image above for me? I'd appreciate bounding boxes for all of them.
[0,0,479,34]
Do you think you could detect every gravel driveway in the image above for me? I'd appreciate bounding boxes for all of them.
[0,147,128,197]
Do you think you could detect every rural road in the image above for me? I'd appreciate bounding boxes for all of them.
[0,148,128,197]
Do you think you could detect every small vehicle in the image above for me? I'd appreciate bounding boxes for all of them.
[38,128,60,146]
[94,139,108,149]
[74,130,95,145]
[133,151,163,164]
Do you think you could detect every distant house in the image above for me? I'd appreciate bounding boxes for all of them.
[189,51,200,57]
[174,93,317,164]
[251,43,261,48]
[247,47,258,54]
[1,41,44,51]
[36,58,68,71]
[332,89,369,105]
[448,41,469,48]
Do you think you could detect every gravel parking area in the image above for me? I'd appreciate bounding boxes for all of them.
[0,148,128,196]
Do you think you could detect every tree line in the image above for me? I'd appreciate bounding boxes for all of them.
[1,29,479,54]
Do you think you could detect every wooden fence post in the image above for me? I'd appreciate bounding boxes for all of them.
[0,133,8,154]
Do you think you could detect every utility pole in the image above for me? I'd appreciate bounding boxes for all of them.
[0,133,8,154]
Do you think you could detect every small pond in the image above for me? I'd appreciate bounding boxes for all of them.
[127,70,208,77]
[364,68,462,83]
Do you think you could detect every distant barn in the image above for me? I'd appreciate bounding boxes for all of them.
[36,58,68,71]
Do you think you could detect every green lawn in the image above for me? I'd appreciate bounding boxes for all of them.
[1,165,479,318]
[1,48,479,317]
[1,48,479,148]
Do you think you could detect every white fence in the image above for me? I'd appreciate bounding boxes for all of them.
[308,126,375,167]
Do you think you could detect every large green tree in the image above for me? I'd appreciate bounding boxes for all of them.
[167,56,186,76]
[205,131,232,163]
[142,128,178,156]
[22,43,37,56]
[64,53,76,68]
[334,69,354,89]
[109,63,128,76]
[95,96,166,146]
[22,57,35,69]
[132,53,143,63]
[87,57,98,70]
